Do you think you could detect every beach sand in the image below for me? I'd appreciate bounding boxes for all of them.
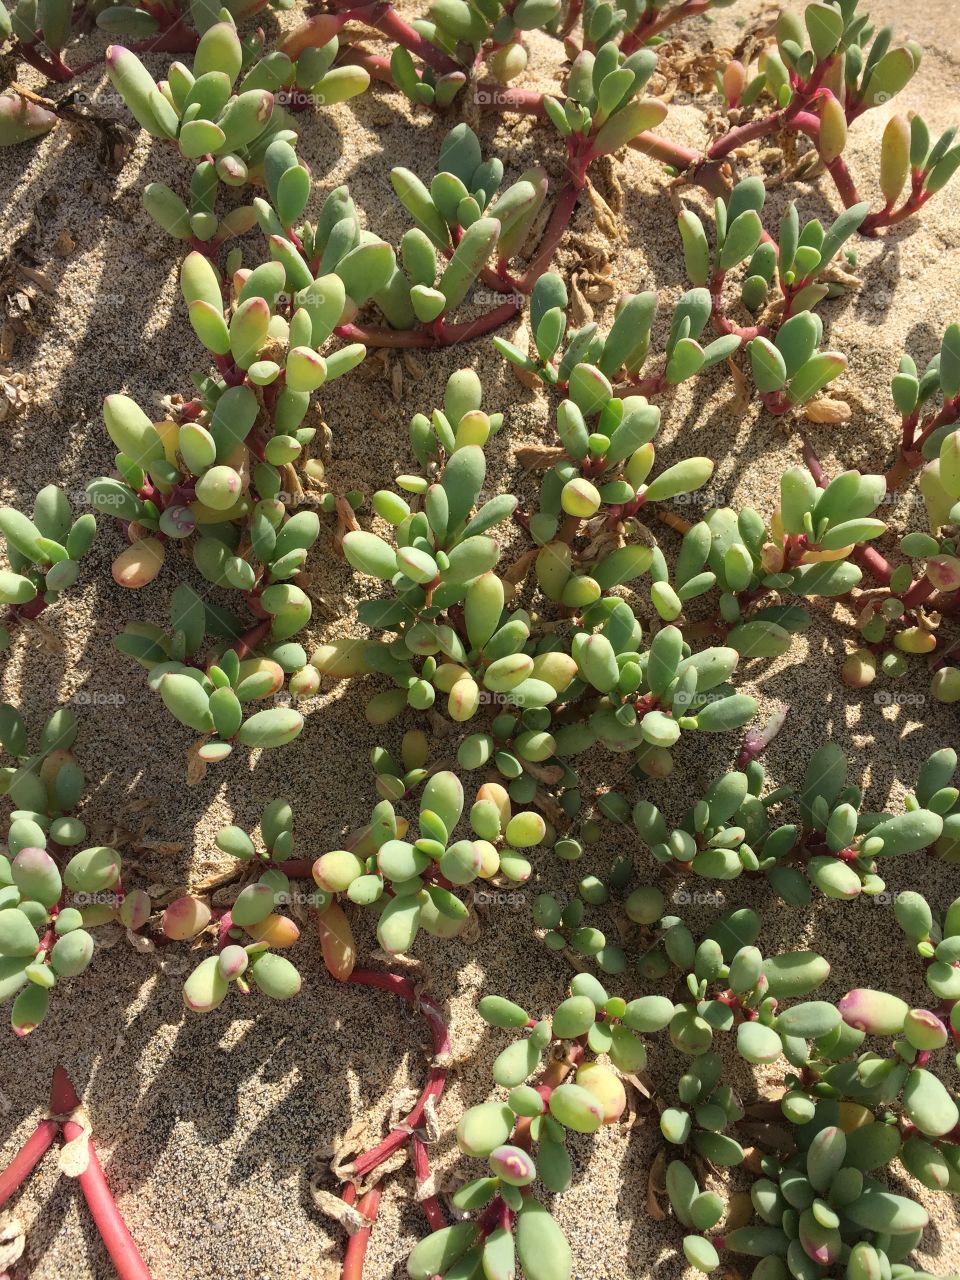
[0,0,958,1275]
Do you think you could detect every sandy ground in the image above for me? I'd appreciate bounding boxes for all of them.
[0,0,958,1276]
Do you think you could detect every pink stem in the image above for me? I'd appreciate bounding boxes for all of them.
[343,970,449,1180]
[335,298,520,348]
[340,1185,381,1280]
[52,1069,154,1280]
[0,1117,59,1207]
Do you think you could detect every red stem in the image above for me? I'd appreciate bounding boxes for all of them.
[17,39,74,82]
[330,1,459,75]
[335,298,520,348]
[621,0,712,51]
[340,1185,381,1280]
[52,1069,154,1280]
[342,969,449,1180]
[0,1117,59,1207]
[411,1134,446,1232]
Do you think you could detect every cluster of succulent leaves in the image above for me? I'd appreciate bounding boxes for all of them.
[0,0,295,76]
[0,705,123,1034]
[361,123,547,334]
[0,487,97,652]
[98,0,295,41]
[842,527,960,696]
[104,20,367,248]
[542,41,667,178]
[633,743,954,903]
[680,177,866,316]
[391,0,564,107]
[181,799,306,1012]
[531,864,635,974]
[579,0,736,52]
[312,767,548,957]
[85,170,375,758]
[407,973,655,1280]
[322,370,759,798]
[666,461,887,648]
[496,271,741,396]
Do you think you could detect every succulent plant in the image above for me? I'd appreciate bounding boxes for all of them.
[542,41,666,189]
[0,0,77,84]
[0,486,97,652]
[313,769,549,963]
[884,324,960,491]
[106,20,367,219]
[410,973,654,1279]
[96,0,294,43]
[88,249,360,576]
[86,222,369,761]
[710,1104,940,1279]
[323,124,549,346]
[578,0,737,56]
[181,799,308,1012]
[659,462,887,650]
[0,704,122,1034]
[282,0,567,115]
[531,886,630,973]
[696,2,960,235]
[496,272,741,398]
[680,177,866,331]
[632,743,950,904]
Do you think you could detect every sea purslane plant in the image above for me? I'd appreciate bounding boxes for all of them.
[312,769,548,964]
[0,486,96,653]
[632,743,950,903]
[329,124,549,346]
[0,705,126,1034]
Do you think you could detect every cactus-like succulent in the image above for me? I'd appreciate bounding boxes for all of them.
[0,486,96,652]
[632,744,950,903]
